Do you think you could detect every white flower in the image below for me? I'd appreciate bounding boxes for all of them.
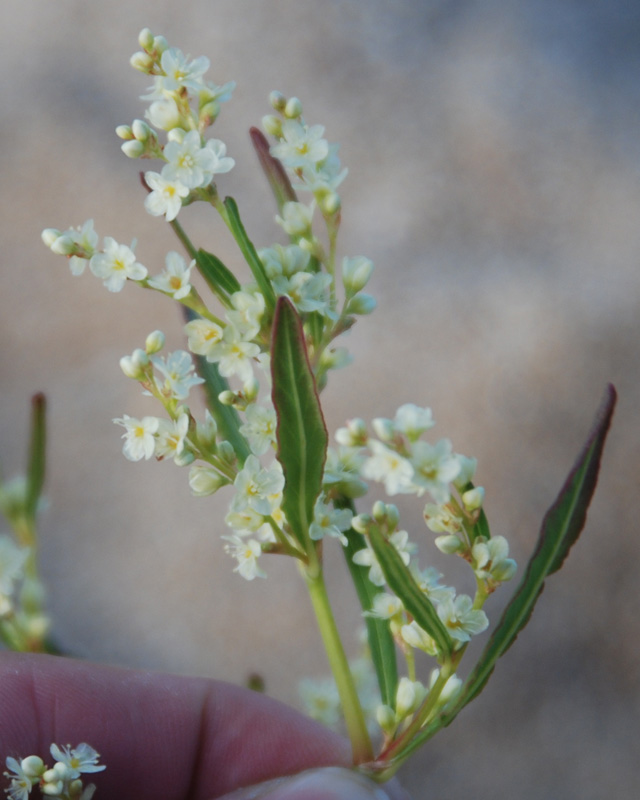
[4,757,35,800]
[155,413,190,462]
[308,499,353,545]
[272,271,334,317]
[226,291,265,340]
[362,440,414,495]
[204,324,260,383]
[223,535,266,580]
[231,455,285,516]
[410,439,461,503]
[184,318,224,357]
[145,96,181,130]
[162,131,234,189]
[68,219,99,276]
[275,201,314,237]
[151,350,204,400]
[147,251,195,299]
[472,536,517,583]
[298,677,341,729]
[89,237,147,292]
[259,243,310,279]
[225,507,265,534]
[400,621,437,655]
[423,502,464,534]
[271,120,329,170]
[394,404,435,440]
[437,594,489,644]
[395,677,427,718]
[410,564,456,605]
[144,171,190,221]
[144,47,210,98]
[113,414,159,461]
[48,743,105,778]
[240,402,277,456]
[365,592,403,620]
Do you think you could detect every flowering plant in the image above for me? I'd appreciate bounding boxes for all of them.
[2,27,616,793]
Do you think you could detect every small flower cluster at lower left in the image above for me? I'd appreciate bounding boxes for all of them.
[4,743,105,800]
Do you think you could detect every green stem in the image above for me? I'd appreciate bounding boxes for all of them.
[169,217,198,259]
[305,568,374,764]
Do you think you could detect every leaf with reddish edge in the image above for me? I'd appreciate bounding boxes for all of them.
[271,297,328,553]
[250,127,298,212]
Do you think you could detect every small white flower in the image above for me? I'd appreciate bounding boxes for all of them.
[308,499,353,545]
[147,251,195,299]
[184,318,224,358]
[155,414,190,462]
[272,271,333,317]
[145,96,181,130]
[365,592,403,620]
[144,47,210,99]
[362,440,414,495]
[4,756,35,800]
[437,594,489,644]
[162,131,233,189]
[113,414,159,461]
[410,439,461,503]
[298,676,341,729]
[223,535,266,580]
[394,404,435,440]
[151,350,204,400]
[472,536,517,583]
[240,402,277,456]
[259,243,310,279]
[144,171,190,221]
[231,455,285,516]
[48,743,105,778]
[205,324,260,383]
[275,201,314,237]
[423,502,464,534]
[226,291,265,340]
[271,120,329,170]
[89,237,147,292]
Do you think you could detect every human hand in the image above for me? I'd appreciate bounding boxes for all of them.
[0,653,409,800]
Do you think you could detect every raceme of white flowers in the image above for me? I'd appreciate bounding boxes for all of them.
[4,743,104,800]
[39,27,518,745]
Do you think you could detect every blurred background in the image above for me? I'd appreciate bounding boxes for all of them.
[1,1,638,797]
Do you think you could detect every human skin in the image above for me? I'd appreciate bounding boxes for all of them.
[0,653,408,800]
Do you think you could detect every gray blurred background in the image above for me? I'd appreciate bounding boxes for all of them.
[1,1,638,797]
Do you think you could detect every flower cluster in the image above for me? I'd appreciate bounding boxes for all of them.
[4,743,104,800]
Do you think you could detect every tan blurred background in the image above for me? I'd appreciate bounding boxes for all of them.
[1,1,638,797]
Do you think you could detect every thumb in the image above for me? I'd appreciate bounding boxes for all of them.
[216,766,411,800]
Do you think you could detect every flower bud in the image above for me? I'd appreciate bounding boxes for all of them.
[115,124,134,140]
[167,127,186,144]
[342,255,374,294]
[269,91,287,111]
[346,293,376,315]
[492,558,517,582]
[189,465,227,496]
[217,440,236,465]
[262,114,282,138]
[174,448,195,467]
[131,348,149,369]
[319,191,341,215]
[376,704,396,733]
[351,514,372,535]
[196,410,218,451]
[20,756,45,778]
[284,97,303,119]
[401,622,437,655]
[218,390,236,406]
[435,534,464,555]
[121,139,145,159]
[199,101,219,126]
[51,234,78,256]
[41,780,64,796]
[41,228,62,248]
[385,503,400,529]
[319,346,352,371]
[372,500,387,523]
[132,119,151,142]
[395,677,425,718]
[130,51,154,73]
[145,329,165,354]
[372,417,395,442]
[153,35,168,55]
[119,356,141,379]
[462,486,484,512]
[138,27,155,51]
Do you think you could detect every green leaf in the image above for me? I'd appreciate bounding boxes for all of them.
[271,297,328,551]
[195,248,241,299]
[367,524,453,659]
[339,501,398,709]
[389,384,617,767]
[249,127,297,212]
[223,196,276,310]
[25,393,46,519]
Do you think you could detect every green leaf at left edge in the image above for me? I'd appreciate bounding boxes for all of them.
[271,297,328,552]
[384,384,617,769]
[25,393,47,519]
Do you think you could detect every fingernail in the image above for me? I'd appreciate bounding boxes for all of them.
[218,766,408,800]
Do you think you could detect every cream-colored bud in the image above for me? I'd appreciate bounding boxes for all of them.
[492,558,517,582]
[115,124,134,140]
[376,704,396,733]
[41,228,62,248]
[130,51,154,73]
[395,677,422,718]
[346,293,376,315]
[320,191,341,215]
[153,35,168,55]
[385,504,400,528]
[462,486,484,512]
[351,514,372,535]
[132,119,151,142]
[21,756,45,778]
[131,348,149,369]
[119,356,140,379]
[145,330,165,354]
[121,139,145,158]
[218,390,235,406]
[138,27,155,51]
[435,534,464,555]
[50,234,76,255]
[269,91,287,111]
[262,114,282,138]
[174,449,195,467]
[217,440,236,464]
[167,127,186,144]
[284,97,303,119]
[372,500,387,523]
[342,255,374,294]
[200,101,219,125]
[189,465,227,497]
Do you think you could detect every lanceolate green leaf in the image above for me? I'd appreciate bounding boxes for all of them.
[25,393,47,519]
[249,127,297,212]
[341,510,398,709]
[271,297,328,551]
[196,248,241,300]
[223,196,276,310]
[367,524,453,659]
[386,384,617,769]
